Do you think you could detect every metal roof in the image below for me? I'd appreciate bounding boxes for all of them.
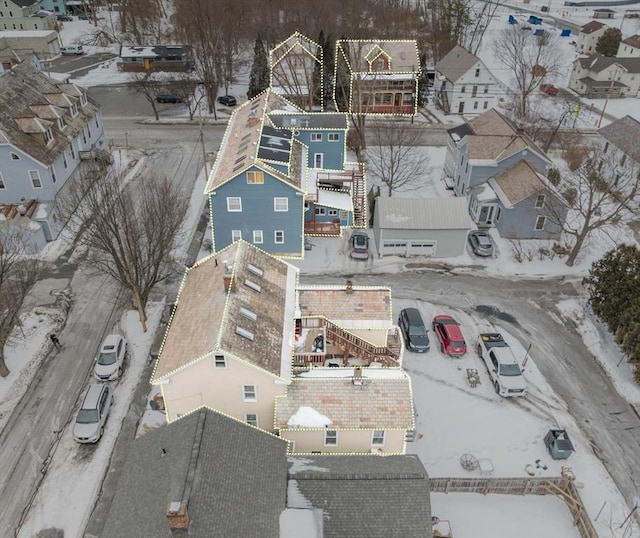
[376,197,472,230]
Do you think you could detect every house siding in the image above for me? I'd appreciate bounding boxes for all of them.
[296,130,345,170]
[496,192,565,240]
[281,428,406,454]
[375,227,468,258]
[210,166,304,255]
[0,145,53,203]
[161,355,288,430]
[435,59,498,116]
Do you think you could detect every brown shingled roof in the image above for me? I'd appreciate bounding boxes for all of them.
[489,160,546,206]
[580,20,606,34]
[467,135,529,161]
[152,241,298,382]
[336,40,420,73]
[622,34,640,50]
[275,376,414,430]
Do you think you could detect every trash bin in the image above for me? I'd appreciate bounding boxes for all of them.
[544,429,575,459]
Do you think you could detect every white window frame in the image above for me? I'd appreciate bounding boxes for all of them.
[242,385,257,402]
[314,207,326,216]
[372,430,385,446]
[253,230,263,244]
[214,355,226,368]
[0,172,5,189]
[29,170,42,188]
[70,103,78,117]
[535,216,546,231]
[245,413,259,427]
[57,116,66,130]
[324,430,338,446]
[247,171,264,184]
[80,93,87,106]
[328,133,339,142]
[274,230,284,244]
[44,128,53,145]
[231,229,242,242]
[227,197,242,212]
[311,132,322,142]
[314,153,324,168]
[535,194,546,208]
[274,197,288,212]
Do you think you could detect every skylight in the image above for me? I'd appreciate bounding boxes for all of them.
[244,279,261,292]
[239,307,257,321]
[247,264,264,278]
[236,326,255,341]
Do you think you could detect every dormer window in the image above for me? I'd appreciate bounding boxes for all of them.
[374,58,386,71]
[44,128,53,145]
[80,93,87,107]
[57,116,66,130]
[71,103,78,117]
[10,152,20,160]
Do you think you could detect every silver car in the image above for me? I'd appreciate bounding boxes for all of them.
[468,230,494,257]
[94,334,127,381]
[73,384,113,443]
[350,231,370,260]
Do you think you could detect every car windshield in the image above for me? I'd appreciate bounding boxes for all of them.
[409,325,427,337]
[477,235,492,246]
[76,409,99,424]
[499,363,522,376]
[451,341,465,347]
[98,351,117,365]
[354,235,367,247]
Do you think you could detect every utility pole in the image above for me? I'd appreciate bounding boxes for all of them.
[199,115,208,179]
[598,65,620,128]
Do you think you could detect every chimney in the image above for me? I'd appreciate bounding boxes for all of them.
[353,366,363,386]
[166,501,189,531]
[345,280,353,294]
[222,260,235,292]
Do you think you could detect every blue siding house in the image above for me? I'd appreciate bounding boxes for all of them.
[0,62,107,248]
[206,89,366,257]
[444,108,565,239]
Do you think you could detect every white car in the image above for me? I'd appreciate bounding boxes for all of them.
[94,334,127,381]
[73,384,113,443]
[476,333,527,397]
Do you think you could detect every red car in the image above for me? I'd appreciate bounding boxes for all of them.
[540,84,559,95]
[432,315,467,356]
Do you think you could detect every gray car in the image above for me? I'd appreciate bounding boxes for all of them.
[73,384,113,443]
[468,230,494,257]
[349,231,370,260]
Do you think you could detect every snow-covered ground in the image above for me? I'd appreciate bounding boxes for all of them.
[3,7,637,537]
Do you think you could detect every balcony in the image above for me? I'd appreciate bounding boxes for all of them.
[304,219,341,235]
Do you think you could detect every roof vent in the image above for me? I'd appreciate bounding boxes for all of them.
[222,260,235,292]
[166,501,189,530]
[353,366,363,386]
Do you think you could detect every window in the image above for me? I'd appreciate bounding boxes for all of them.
[231,230,242,242]
[247,171,264,184]
[311,133,322,142]
[535,216,546,231]
[10,152,19,160]
[0,173,4,189]
[484,85,489,94]
[324,430,338,446]
[63,153,67,169]
[535,194,546,208]
[51,166,56,184]
[274,230,284,243]
[274,197,288,211]
[314,207,326,216]
[314,153,323,168]
[245,413,259,427]
[496,207,501,222]
[473,101,478,110]
[242,385,257,402]
[214,355,226,368]
[328,209,338,216]
[372,430,385,446]
[95,116,99,128]
[460,86,466,93]
[603,142,609,153]
[328,133,339,142]
[69,143,75,160]
[44,128,53,145]
[472,86,478,97]
[80,93,87,106]
[483,101,488,110]
[621,154,627,167]
[29,170,42,188]
[374,58,385,71]
[71,103,78,117]
[82,130,87,144]
[253,230,263,243]
[475,68,480,77]
[227,197,242,211]
[57,116,66,130]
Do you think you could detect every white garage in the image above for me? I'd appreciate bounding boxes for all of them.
[373,197,472,258]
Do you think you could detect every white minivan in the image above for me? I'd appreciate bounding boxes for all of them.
[61,45,84,55]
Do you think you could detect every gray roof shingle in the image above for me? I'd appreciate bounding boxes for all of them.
[599,115,640,163]
[287,455,431,538]
[101,409,288,538]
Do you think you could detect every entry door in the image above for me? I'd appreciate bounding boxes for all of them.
[314,153,324,168]
[478,205,495,225]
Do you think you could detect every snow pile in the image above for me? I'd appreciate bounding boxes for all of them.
[287,406,332,428]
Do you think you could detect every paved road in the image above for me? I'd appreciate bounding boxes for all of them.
[302,272,640,514]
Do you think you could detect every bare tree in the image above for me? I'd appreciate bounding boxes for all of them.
[118,0,168,44]
[365,120,425,196]
[0,229,42,376]
[58,170,188,332]
[129,72,163,120]
[494,26,564,118]
[166,74,205,121]
[547,145,640,266]
[463,0,500,55]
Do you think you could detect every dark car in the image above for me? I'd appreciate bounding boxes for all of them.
[433,315,467,356]
[349,231,369,260]
[78,13,90,20]
[156,94,183,104]
[398,308,430,353]
[468,230,494,257]
[57,15,73,21]
[217,95,237,106]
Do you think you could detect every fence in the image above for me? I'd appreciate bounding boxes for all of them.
[429,476,598,538]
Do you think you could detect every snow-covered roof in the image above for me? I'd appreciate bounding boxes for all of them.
[316,189,353,211]
[376,197,472,230]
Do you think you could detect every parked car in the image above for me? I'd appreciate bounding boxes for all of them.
[432,315,467,356]
[217,95,237,106]
[57,15,73,21]
[73,384,113,443]
[61,45,84,56]
[540,84,559,95]
[476,333,527,397]
[78,13,90,20]
[94,334,127,381]
[468,230,494,257]
[156,94,183,104]
[350,231,370,260]
[398,308,430,353]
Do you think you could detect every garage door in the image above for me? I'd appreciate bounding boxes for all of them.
[408,241,436,256]
[382,241,407,256]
